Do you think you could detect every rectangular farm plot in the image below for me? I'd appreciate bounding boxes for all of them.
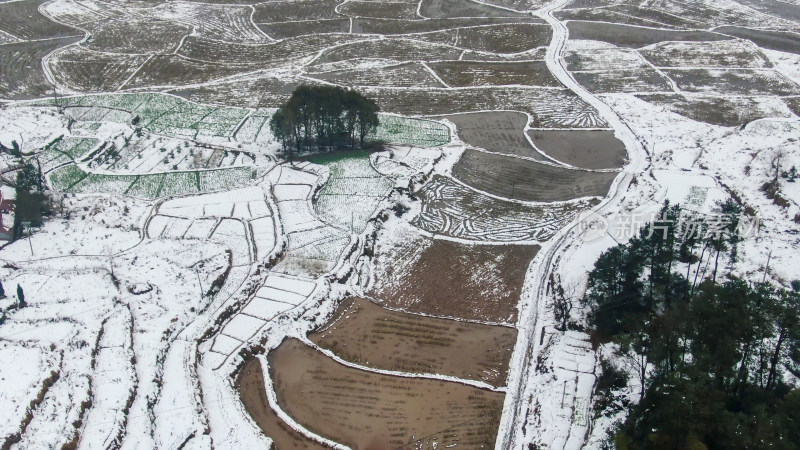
[338,1,420,19]
[242,297,293,320]
[429,60,561,87]
[264,275,317,297]
[370,232,538,323]
[222,314,266,341]
[563,46,648,72]
[255,286,307,306]
[251,217,276,260]
[639,40,771,68]
[211,334,242,355]
[310,297,518,387]
[662,68,800,96]
[571,68,675,93]
[269,338,505,450]
[184,218,218,239]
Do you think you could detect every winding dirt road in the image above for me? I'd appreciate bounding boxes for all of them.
[496,0,650,448]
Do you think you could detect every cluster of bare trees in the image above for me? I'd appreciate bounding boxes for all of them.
[269,85,380,156]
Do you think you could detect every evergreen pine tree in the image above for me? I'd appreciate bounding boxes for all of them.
[0,280,4,298]
[16,284,25,307]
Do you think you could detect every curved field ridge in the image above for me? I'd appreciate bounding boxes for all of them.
[269,338,505,449]
[452,148,618,202]
[413,175,595,242]
[310,297,518,386]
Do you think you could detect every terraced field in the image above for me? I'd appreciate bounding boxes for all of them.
[4,0,800,448]
[310,297,517,386]
[269,338,504,449]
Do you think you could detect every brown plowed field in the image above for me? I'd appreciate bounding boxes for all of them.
[441,111,548,161]
[238,357,329,450]
[310,297,517,387]
[369,234,539,323]
[452,149,618,202]
[527,129,627,169]
[270,338,505,449]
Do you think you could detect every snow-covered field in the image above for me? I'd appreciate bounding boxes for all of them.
[2,0,800,447]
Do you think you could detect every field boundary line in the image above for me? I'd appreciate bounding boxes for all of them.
[117,54,154,91]
[301,338,508,392]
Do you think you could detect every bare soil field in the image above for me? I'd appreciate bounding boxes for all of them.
[270,338,504,449]
[556,5,700,29]
[572,68,673,93]
[420,0,529,18]
[307,62,445,88]
[169,74,305,108]
[363,87,607,128]
[462,47,549,61]
[370,232,539,323]
[452,149,618,202]
[83,19,190,54]
[639,40,771,68]
[439,111,547,160]
[156,2,270,43]
[339,1,420,19]
[663,69,800,96]
[566,21,730,48]
[564,47,647,72]
[238,358,329,450]
[637,93,796,126]
[253,0,342,22]
[415,23,551,54]
[429,60,560,87]
[607,4,709,28]
[178,35,361,66]
[714,27,800,54]
[351,17,542,34]
[48,49,148,92]
[315,38,463,64]
[527,129,626,169]
[413,175,595,242]
[0,0,79,40]
[258,19,350,39]
[0,37,81,99]
[124,55,249,89]
[309,297,517,386]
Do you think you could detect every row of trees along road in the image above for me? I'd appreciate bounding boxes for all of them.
[269,85,380,156]
[582,200,800,449]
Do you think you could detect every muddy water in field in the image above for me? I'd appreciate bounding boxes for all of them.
[310,297,517,387]
[527,129,627,169]
[270,338,504,449]
[237,358,329,450]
